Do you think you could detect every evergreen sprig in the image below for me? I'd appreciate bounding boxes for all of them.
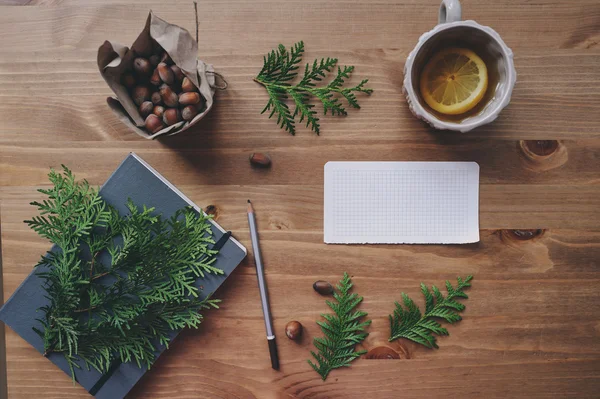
[254,41,373,135]
[308,273,371,380]
[25,166,222,380]
[388,276,473,348]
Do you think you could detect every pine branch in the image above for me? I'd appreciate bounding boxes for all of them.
[255,41,373,135]
[388,276,473,348]
[27,167,223,380]
[308,273,371,381]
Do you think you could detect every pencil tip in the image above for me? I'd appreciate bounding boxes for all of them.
[247,199,251,203]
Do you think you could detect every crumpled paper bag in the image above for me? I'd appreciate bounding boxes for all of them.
[97,11,217,139]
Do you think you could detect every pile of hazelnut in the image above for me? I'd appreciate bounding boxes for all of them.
[122,47,205,134]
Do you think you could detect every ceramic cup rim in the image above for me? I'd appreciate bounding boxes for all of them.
[403,20,517,132]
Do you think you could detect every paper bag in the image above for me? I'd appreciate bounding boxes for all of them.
[98,11,218,139]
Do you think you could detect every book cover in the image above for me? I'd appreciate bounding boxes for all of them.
[0,153,246,398]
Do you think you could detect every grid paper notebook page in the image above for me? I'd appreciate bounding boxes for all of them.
[324,162,480,244]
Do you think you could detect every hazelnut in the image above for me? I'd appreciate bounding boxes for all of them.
[179,92,200,106]
[159,85,178,107]
[313,281,333,295]
[163,108,181,126]
[133,57,152,76]
[144,114,164,134]
[152,105,165,118]
[139,101,154,117]
[170,65,185,82]
[149,54,161,67]
[181,77,197,92]
[131,86,151,106]
[151,91,162,105]
[285,321,303,341]
[157,62,174,85]
[249,152,271,168]
[150,68,162,86]
[181,105,198,121]
[121,73,136,88]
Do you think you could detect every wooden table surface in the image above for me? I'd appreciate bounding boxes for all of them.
[1,0,599,398]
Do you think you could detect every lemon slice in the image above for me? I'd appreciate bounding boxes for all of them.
[419,48,488,115]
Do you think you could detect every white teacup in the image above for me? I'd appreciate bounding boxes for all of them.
[403,0,517,132]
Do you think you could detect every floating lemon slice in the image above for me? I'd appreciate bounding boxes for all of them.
[419,48,488,115]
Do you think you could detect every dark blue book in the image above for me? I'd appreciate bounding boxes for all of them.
[0,153,246,398]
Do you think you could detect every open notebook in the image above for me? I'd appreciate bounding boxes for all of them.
[324,162,480,244]
[0,153,246,399]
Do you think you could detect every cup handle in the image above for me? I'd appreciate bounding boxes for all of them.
[438,0,462,24]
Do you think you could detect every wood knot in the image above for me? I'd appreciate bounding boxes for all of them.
[518,140,567,172]
[364,346,401,360]
[204,205,220,220]
[502,229,545,242]
[522,140,559,157]
[269,217,290,230]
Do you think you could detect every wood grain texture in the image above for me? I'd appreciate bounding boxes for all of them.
[1,0,599,398]
[0,207,6,399]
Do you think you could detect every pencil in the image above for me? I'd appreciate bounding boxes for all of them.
[247,200,279,370]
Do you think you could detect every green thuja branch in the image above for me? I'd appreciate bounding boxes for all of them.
[254,41,373,135]
[388,276,473,348]
[26,166,222,380]
[308,273,371,380]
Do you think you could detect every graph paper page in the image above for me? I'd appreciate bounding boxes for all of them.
[324,162,480,244]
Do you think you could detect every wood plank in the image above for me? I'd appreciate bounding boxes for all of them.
[0,1,599,51]
[1,138,599,187]
[4,225,600,299]
[0,50,598,141]
[1,182,600,234]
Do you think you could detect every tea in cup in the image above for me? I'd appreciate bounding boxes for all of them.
[403,0,517,132]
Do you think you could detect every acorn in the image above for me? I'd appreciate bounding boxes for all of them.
[159,84,178,107]
[249,152,271,168]
[131,86,151,106]
[179,92,200,106]
[150,68,162,86]
[170,65,185,82]
[163,108,181,126]
[139,101,154,117]
[149,54,161,67]
[157,62,174,85]
[151,91,162,105]
[133,57,152,76]
[313,281,333,295]
[144,114,164,134]
[181,77,197,92]
[152,105,165,118]
[121,73,136,88]
[181,105,198,121]
[285,321,303,341]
